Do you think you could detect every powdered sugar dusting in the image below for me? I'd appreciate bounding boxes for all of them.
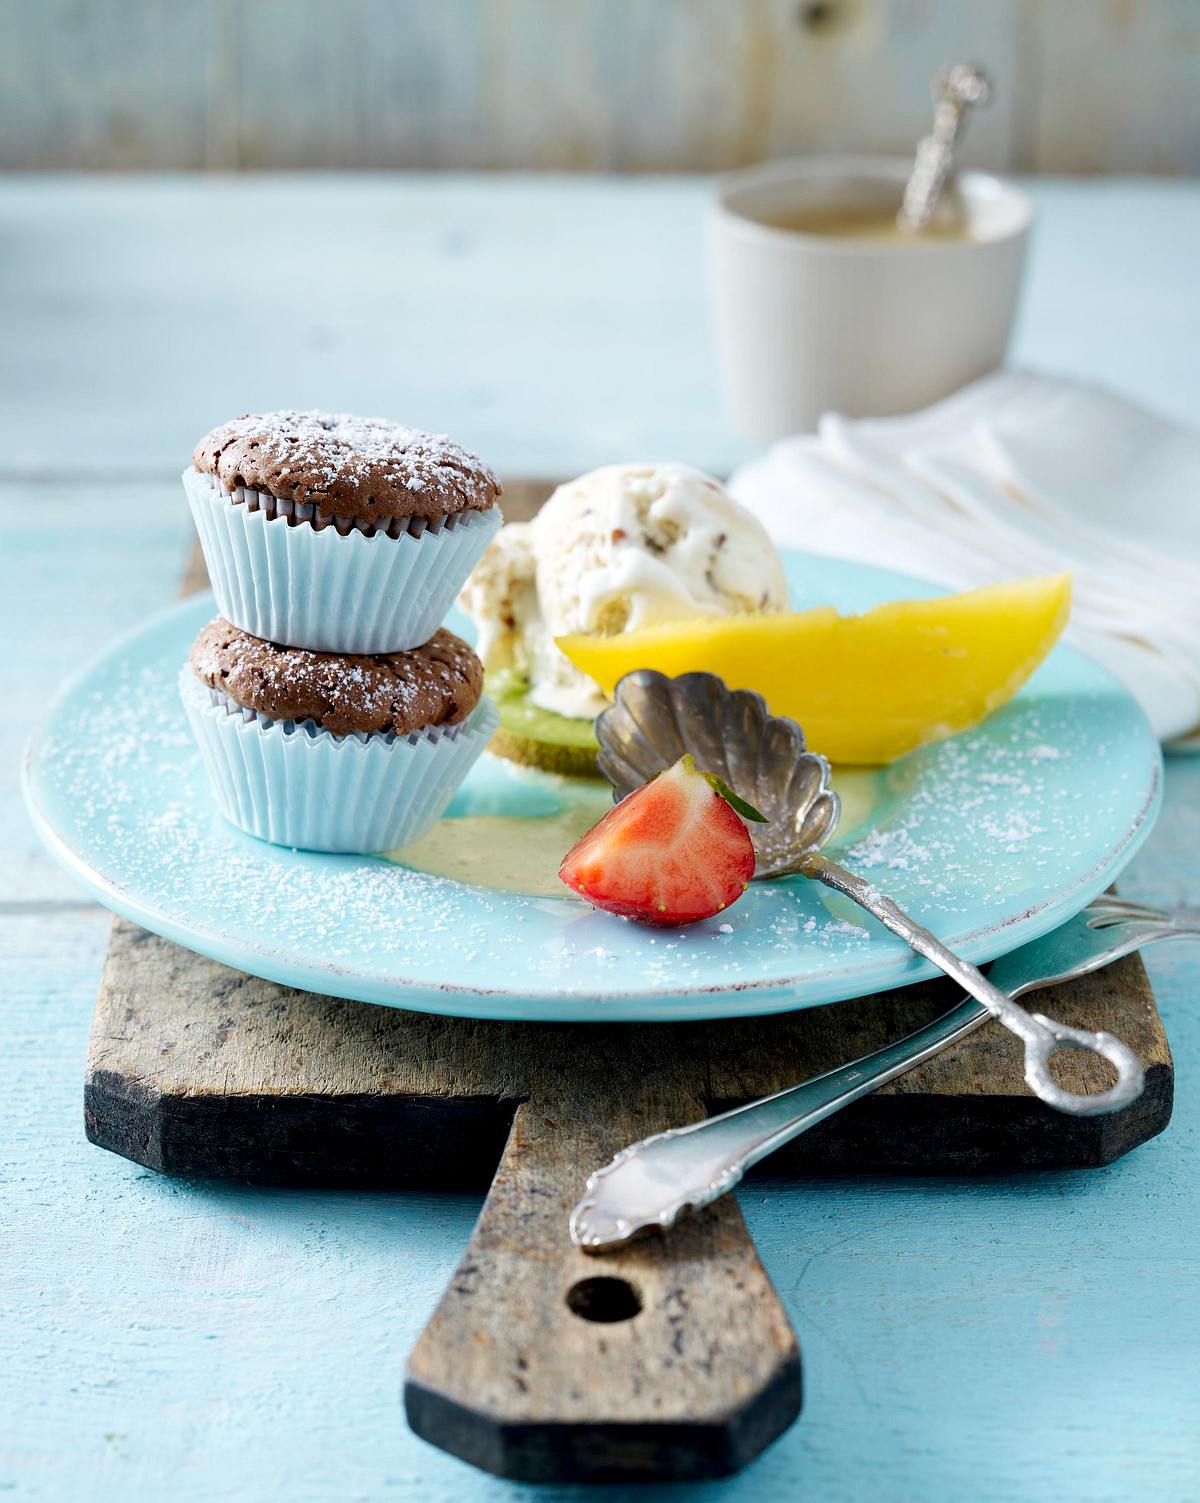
[193,633,408,721]
[194,410,501,519]
[847,826,930,873]
[189,618,481,737]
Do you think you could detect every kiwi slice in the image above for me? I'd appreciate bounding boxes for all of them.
[487,671,601,777]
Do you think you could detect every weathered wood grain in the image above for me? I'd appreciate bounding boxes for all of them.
[406,1089,801,1483]
[1032,0,1200,175]
[85,917,1174,1186]
[6,177,1200,493]
[82,910,1172,1481]
[4,1,1199,174]
[10,897,1198,1503]
[83,905,1172,1482]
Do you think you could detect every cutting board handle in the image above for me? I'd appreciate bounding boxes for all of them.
[405,1097,802,1483]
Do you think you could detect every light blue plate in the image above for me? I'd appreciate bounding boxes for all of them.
[24,554,1161,1022]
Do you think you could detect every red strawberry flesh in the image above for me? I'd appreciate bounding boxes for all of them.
[559,755,757,926]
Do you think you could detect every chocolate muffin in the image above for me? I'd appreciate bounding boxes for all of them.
[180,616,497,853]
[183,410,502,655]
[189,619,483,739]
[192,411,501,529]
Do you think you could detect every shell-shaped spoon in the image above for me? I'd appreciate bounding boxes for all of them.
[596,672,1143,1109]
[596,669,839,876]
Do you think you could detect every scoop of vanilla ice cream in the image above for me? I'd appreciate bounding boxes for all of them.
[459,463,789,720]
[456,521,538,673]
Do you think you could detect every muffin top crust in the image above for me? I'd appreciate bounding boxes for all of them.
[190,618,484,738]
[192,411,501,522]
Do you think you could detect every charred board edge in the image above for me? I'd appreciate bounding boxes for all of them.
[85,1069,522,1188]
[403,1354,803,1483]
[403,1100,803,1484]
[733,1060,1175,1175]
[83,1061,1174,1185]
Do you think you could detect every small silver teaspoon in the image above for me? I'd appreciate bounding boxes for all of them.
[570,899,1194,1254]
[897,62,990,233]
[593,669,1144,1123]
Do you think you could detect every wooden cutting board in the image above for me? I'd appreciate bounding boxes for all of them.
[86,921,1173,1482]
[82,491,1174,1483]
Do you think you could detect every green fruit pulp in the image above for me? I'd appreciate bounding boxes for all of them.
[489,670,600,751]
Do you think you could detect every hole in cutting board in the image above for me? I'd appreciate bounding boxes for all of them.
[566,1277,642,1324]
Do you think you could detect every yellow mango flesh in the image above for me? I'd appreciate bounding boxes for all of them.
[557,574,1072,766]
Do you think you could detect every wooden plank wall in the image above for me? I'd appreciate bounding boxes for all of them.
[3,0,1198,175]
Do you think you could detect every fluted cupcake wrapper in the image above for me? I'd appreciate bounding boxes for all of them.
[183,467,501,654]
[180,668,498,853]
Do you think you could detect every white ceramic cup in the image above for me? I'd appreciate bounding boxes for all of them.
[709,154,1033,441]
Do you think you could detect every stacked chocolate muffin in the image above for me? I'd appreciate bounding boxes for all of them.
[179,411,501,852]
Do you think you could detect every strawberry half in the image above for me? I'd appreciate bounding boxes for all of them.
[559,754,762,927]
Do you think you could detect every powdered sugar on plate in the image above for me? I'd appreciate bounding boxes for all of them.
[26,583,1160,1020]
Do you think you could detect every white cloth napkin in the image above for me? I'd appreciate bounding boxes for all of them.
[728,371,1200,745]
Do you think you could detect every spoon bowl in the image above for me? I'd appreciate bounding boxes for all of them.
[596,669,840,877]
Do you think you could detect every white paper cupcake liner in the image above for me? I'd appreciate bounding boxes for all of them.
[180,668,498,853]
[183,467,501,654]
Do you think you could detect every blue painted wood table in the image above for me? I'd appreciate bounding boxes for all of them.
[2,174,1198,1501]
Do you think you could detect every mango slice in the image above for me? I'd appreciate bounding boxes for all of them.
[557,574,1072,765]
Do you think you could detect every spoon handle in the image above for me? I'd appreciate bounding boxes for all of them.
[801,856,1145,1117]
[897,63,990,232]
[570,994,992,1252]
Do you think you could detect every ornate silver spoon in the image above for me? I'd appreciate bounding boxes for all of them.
[570,898,1194,1253]
[594,669,1144,1121]
[897,62,990,234]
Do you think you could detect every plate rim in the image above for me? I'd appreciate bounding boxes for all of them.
[23,577,1164,1021]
